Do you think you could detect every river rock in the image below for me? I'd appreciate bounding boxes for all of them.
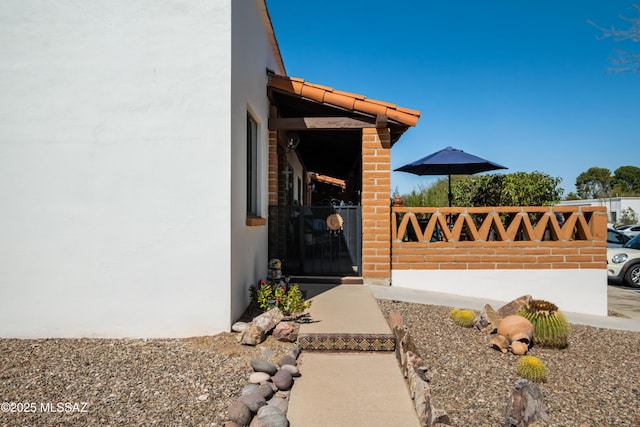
[255,383,275,399]
[251,358,278,375]
[272,369,293,391]
[256,405,289,427]
[228,400,252,426]
[249,372,271,384]
[279,364,300,377]
[232,321,250,332]
[242,384,259,396]
[278,355,297,367]
[238,393,267,413]
[286,347,301,360]
[267,396,289,413]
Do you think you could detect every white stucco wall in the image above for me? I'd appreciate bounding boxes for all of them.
[0,1,234,337]
[392,269,608,316]
[228,1,282,325]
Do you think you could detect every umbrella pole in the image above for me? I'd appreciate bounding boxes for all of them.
[448,174,452,207]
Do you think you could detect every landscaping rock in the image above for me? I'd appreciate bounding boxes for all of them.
[279,364,300,377]
[232,321,250,333]
[497,295,532,318]
[387,311,404,330]
[249,372,271,384]
[272,369,293,391]
[228,400,252,426]
[238,392,267,413]
[272,321,299,342]
[275,389,291,399]
[241,309,285,346]
[277,355,297,367]
[504,379,548,426]
[255,383,275,399]
[475,304,502,333]
[267,396,289,413]
[224,422,243,427]
[286,347,301,360]
[251,358,278,375]
[242,384,259,396]
[256,405,289,427]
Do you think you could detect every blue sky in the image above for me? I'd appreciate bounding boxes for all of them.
[267,1,640,197]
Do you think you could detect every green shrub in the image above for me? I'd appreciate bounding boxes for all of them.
[518,299,569,349]
[517,355,547,382]
[249,280,311,316]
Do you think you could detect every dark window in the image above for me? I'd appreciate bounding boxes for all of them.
[247,114,258,215]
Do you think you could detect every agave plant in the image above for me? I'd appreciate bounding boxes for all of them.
[518,299,569,349]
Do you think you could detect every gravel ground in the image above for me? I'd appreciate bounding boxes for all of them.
[0,334,295,427]
[378,300,640,427]
[2,302,639,427]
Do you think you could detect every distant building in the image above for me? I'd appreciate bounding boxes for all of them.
[558,197,640,226]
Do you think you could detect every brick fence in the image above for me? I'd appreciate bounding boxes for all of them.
[391,206,608,270]
[390,205,609,315]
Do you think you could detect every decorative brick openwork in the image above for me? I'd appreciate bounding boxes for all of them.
[391,206,608,271]
[361,128,392,285]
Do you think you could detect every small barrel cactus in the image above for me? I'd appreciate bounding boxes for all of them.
[518,299,569,349]
[449,308,476,328]
[517,355,547,382]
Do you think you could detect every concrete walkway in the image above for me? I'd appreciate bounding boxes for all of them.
[287,283,640,426]
[288,284,420,426]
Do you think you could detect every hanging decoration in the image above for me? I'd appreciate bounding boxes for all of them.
[326,213,344,233]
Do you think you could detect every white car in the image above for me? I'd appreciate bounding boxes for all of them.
[621,224,640,238]
[607,234,640,287]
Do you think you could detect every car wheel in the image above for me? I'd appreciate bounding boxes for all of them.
[624,264,640,288]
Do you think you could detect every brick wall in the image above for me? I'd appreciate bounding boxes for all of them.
[391,206,608,271]
[361,128,392,285]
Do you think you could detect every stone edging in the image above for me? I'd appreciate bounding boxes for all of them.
[387,312,451,427]
[225,346,301,427]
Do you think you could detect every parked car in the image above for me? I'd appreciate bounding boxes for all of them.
[621,224,640,238]
[616,225,632,231]
[608,227,631,248]
[607,234,640,287]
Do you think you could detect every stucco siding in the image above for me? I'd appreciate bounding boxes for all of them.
[228,0,282,326]
[392,269,608,316]
[0,1,233,337]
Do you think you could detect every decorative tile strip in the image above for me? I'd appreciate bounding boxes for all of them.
[297,333,395,352]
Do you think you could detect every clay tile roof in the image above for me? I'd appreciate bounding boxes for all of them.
[309,172,346,190]
[269,75,421,127]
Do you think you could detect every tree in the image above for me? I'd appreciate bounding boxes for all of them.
[619,207,639,226]
[402,178,461,207]
[402,172,563,207]
[575,167,612,199]
[589,4,640,74]
[612,165,640,195]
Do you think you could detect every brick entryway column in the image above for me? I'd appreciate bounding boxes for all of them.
[361,128,391,286]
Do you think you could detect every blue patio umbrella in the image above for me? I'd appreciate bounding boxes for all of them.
[394,146,507,206]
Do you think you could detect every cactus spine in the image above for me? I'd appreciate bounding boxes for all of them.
[449,308,476,328]
[518,299,569,349]
[517,355,547,382]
